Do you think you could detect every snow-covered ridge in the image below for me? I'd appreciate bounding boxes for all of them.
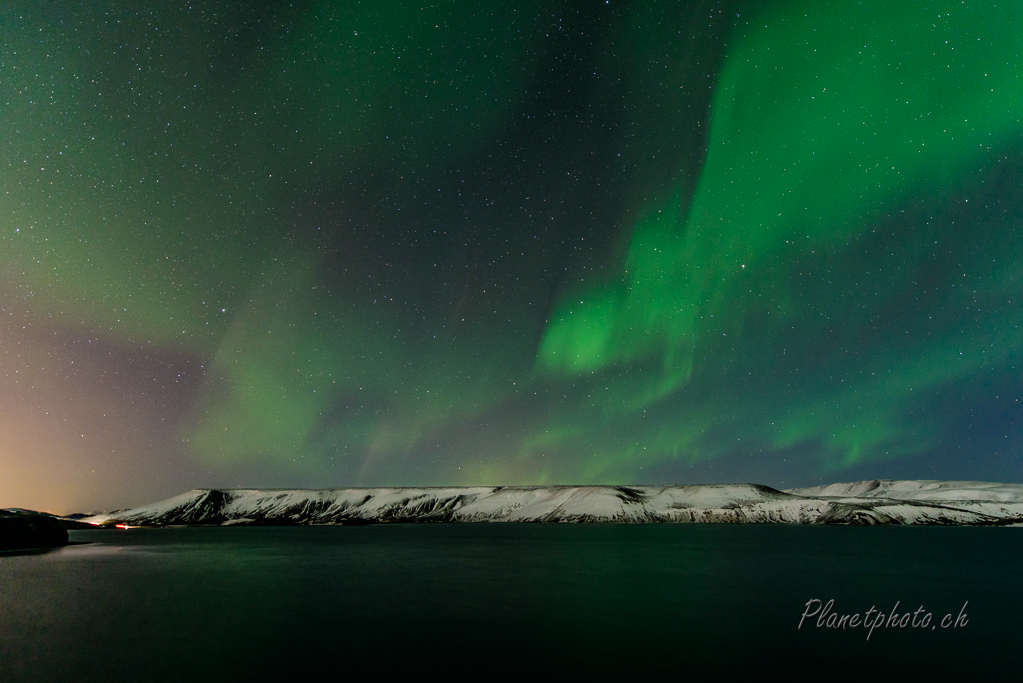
[83,480,1023,526]
[788,479,1023,502]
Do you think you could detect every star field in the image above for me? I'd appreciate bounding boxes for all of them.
[2,0,1022,512]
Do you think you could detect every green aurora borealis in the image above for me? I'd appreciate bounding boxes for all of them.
[2,0,1022,512]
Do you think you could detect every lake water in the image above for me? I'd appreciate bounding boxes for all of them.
[0,525,1018,680]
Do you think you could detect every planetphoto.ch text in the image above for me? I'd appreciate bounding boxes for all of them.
[798,600,968,640]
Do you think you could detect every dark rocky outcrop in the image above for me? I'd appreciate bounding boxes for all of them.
[0,509,69,550]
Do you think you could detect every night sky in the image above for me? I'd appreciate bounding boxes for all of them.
[3,0,1022,513]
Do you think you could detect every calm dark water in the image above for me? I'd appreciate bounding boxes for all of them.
[0,525,1018,680]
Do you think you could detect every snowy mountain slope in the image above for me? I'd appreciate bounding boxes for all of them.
[787,479,1023,502]
[82,481,1023,526]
